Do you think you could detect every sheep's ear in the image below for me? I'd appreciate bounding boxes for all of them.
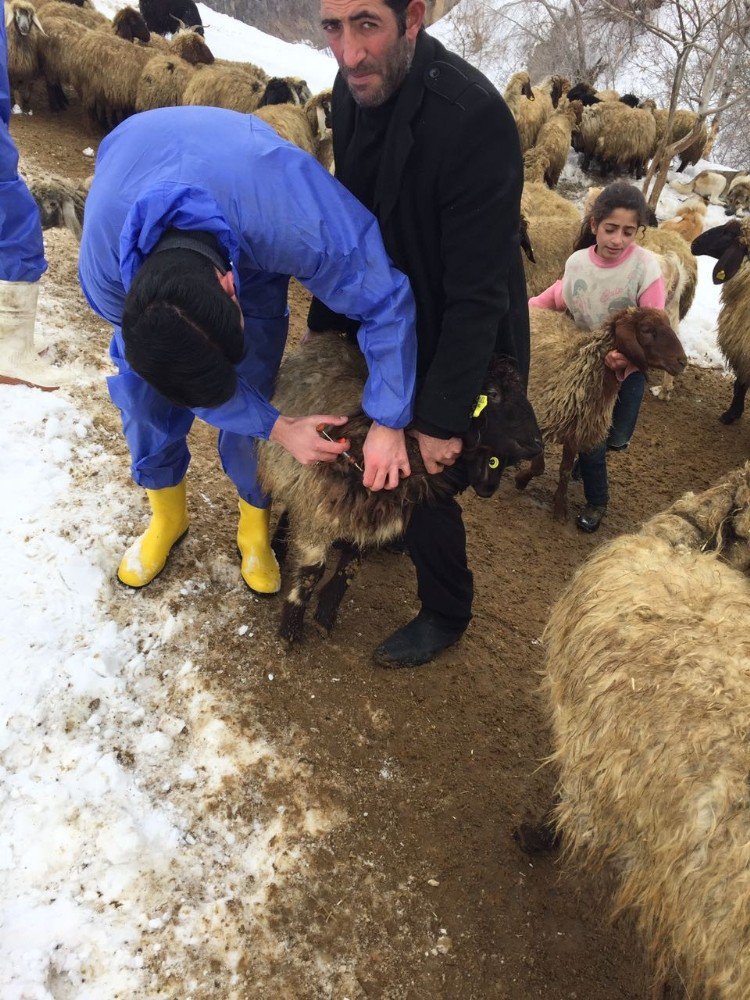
[713,242,746,284]
[32,13,46,33]
[612,310,648,372]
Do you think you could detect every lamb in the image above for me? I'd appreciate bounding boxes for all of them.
[5,0,46,114]
[527,464,750,998]
[532,102,580,188]
[692,218,750,424]
[515,306,686,520]
[660,197,706,243]
[181,64,265,114]
[256,334,542,643]
[502,70,533,120]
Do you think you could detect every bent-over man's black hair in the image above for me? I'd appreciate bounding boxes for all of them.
[121,247,244,409]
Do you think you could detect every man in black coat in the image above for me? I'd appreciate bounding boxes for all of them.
[308,0,530,667]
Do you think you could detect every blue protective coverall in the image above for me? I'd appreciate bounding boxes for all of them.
[78,107,417,506]
[0,18,45,282]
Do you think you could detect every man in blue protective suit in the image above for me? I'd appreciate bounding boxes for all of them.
[0,16,60,389]
[79,105,417,594]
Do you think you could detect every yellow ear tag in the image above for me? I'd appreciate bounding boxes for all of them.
[717,270,725,281]
[488,457,500,469]
[473,394,488,418]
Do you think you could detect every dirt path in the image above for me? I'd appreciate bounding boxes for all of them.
[12,100,750,999]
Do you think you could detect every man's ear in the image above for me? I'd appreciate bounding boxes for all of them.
[217,268,236,298]
[405,0,426,39]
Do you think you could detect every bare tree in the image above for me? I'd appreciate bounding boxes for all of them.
[594,0,750,205]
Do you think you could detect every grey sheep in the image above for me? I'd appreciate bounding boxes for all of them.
[538,463,750,998]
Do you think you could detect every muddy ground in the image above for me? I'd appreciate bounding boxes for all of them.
[11,97,750,999]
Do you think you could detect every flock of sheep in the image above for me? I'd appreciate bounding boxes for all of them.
[6,13,750,992]
[4,0,334,168]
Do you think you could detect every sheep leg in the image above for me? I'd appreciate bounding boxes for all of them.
[719,378,747,424]
[46,82,68,113]
[271,509,290,568]
[313,541,362,634]
[515,451,545,491]
[279,541,327,645]
[552,441,576,522]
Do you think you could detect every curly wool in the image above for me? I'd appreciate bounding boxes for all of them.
[533,103,579,188]
[543,463,750,997]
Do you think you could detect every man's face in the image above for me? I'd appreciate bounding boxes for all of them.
[320,0,424,107]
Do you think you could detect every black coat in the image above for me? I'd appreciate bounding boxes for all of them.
[308,31,530,438]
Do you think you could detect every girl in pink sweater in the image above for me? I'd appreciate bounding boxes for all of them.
[529,182,666,532]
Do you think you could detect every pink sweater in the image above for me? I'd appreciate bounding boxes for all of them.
[529,244,666,316]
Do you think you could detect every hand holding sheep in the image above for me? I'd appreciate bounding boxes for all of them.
[362,424,410,491]
[409,431,463,474]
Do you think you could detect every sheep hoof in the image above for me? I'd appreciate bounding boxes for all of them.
[313,605,336,635]
[719,409,740,425]
[515,471,532,491]
[279,603,306,644]
[552,502,569,523]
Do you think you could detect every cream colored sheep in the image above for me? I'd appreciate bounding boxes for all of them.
[541,464,750,997]
[71,27,154,129]
[135,51,195,110]
[516,306,686,520]
[38,0,105,29]
[515,76,567,154]
[533,101,580,188]
[502,70,532,120]
[253,93,333,168]
[181,64,264,113]
[592,102,656,177]
[638,226,698,320]
[5,0,46,113]
[692,217,750,424]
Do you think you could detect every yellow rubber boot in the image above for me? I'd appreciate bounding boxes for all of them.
[117,482,190,588]
[237,499,280,595]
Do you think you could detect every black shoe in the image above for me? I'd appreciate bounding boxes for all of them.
[576,504,607,533]
[373,611,467,669]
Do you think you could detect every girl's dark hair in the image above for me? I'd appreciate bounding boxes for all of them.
[574,181,651,251]
[121,248,244,409]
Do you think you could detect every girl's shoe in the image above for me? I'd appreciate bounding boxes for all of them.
[576,504,607,533]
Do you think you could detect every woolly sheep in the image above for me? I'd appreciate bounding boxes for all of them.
[109,5,149,41]
[515,76,567,153]
[519,181,580,297]
[38,0,105,28]
[592,101,656,177]
[213,56,268,82]
[692,218,750,424]
[257,334,541,643]
[257,76,311,107]
[595,88,619,101]
[515,306,686,520]
[36,13,87,111]
[536,464,750,997]
[71,27,155,129]
[532,101,580,188]
[5,0,46,114]
[502,70,533,120]
[642,101,708,170]
[649,248,694,402]
[253,98,331,166]
[302,89,333,171]
[181,64,264,114]
[566,81,600,107]
[166,27,211,64]
[638,225,698,321]
[135,51,195,110]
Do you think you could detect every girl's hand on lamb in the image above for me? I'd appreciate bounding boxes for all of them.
[363,425,410,491]
[412,431,463,475]
[270,414,350,465]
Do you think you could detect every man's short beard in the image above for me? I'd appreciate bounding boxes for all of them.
[345,35,414,107]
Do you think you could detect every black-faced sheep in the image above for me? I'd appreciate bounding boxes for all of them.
[528,464,750,998]
[566,81,601,107]
[5,0,46,114]
[256,334,542,643]
[692,218,750,424]
[257,76,311,107]
[138,0,202,36]
[110,6,150,42]
[516,306,687,520]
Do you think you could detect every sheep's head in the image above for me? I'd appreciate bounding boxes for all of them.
[169,29,213,65]
[619,93,640,107]
[692,218,750,283]
[7,1,44,37]
[305,90,332,138]
[289,77,311,105]
[508,72,533,100]
[462,358,543,498]
[567,82,599,106]
[609,307,687,376]
[113,6,150,42]
[550,76,568,108]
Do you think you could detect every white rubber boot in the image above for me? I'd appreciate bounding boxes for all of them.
[0,279,65,390]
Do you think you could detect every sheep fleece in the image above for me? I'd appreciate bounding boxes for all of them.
[544,470,750,997]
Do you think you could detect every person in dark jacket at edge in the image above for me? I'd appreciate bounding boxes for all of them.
[307,0,531,668]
